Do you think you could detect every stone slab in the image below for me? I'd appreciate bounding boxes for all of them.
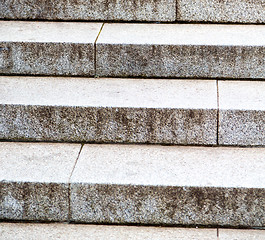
[177,0,265,23]
[0,76,217,145]
[218,81,265,146]
[0,223,218,239]
[70,144,265,227]
[96,24,265,79]
[219,229,265,240]
[0,21,102,76]
[0,142,81,221]
[0,0,176,22]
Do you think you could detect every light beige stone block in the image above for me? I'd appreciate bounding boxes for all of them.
[218,81,265,146]
[0,76,217,145]
[219,229,265,240]
[96,24,265,79]
[0,223,217,239]
[70,144,265,227]
[0,142,81,221]
[0,21,102,76]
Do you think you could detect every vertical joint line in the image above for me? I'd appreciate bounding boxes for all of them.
[217,228,219,239]
[216,80,220,146]
[94,23,105,77]
[68,143,84,222]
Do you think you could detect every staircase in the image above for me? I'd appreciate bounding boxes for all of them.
[0,0,264,238]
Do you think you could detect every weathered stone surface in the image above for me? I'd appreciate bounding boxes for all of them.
[0,21,102,76]
[0,223,218,240]
[70,144,265,227]
[177,0,265,23]
[0,76,217,145]
[0,0,176,22]
[96,24,265,79]
[219,229,265,240]
[0,142,81,221]
[218,81,265,146]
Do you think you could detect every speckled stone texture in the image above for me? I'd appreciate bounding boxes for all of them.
[96,24,265,79]
[0,223,217,240]
[0,21,102,76]
[70,145,265,227]
[177,0,265,23]
[0,77,217,145]
[0,142,81,221]
[0,0,176,22]
[218,81,265,146]
[219,229,265,240]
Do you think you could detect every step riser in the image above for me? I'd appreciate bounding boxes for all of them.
[0,105,217,145]
[71,184,264,227]
[96,44,265,79]
[1,0,264,23]
[0,42,94,76]
[1,43,264,79]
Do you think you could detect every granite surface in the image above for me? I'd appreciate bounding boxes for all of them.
[218,81,265,146]
[0,223,217,239]
[0,142,81,221]
[0,0,176,22]
[96,24,265,79]
[177,0,265,23]
[70,144,265,227]
[0,77,217,145]
[0,21,102,76]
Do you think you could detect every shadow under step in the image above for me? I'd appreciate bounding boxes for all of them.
[1,142,264,227]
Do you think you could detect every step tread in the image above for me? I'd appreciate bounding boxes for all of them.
[0,21,103,43]
[97,23,265,46]
[0,223,217,240]
[0,76,217,109]
[219,81,265,111]
[71,144,265,188]
[1,142,265,226]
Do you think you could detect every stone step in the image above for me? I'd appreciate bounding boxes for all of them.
[0,21,103,76]
[1,76,264,146]
[1,142,264,227]
[1,21,265,79]
[0,223,215,240]
[96,23,265,79]
[1,0,264,23]
[1,224,265,240]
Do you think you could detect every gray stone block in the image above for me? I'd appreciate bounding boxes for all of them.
[96,24,265,79]
[218,81,265,146]
[0,77,217,145]
[0,0,176,22]
[70,144,265,227]
[0,21,102,76]
[177,0,265,23]
[0,142,81,221]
